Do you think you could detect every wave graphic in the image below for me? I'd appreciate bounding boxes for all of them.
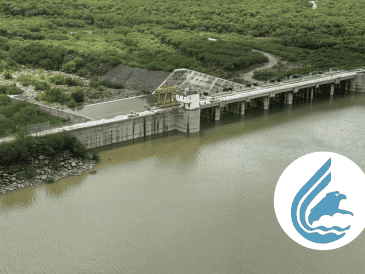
[291,158,349,244]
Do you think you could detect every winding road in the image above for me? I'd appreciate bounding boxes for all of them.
[240,50,281,83]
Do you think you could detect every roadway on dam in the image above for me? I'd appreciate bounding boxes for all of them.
[67,69,358,120]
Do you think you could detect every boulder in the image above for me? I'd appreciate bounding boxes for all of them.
[35,160,39,164]
[10,177,17,182]
[41,175,47,180]
[71,162,77,167]
[44,160,49,164]
[36,169,41,174]
[39,155,45,160]
[60,162,64,166]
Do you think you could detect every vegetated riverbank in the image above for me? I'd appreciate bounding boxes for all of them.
[0,131,100,195]
[0,151,97,194]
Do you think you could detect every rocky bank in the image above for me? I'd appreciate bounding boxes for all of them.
[0,151,97,194]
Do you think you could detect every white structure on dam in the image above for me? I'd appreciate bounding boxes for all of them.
[2,68,365,148]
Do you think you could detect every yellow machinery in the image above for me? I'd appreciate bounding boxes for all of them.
[154,84,181,108]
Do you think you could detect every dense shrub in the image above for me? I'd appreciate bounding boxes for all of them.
[49,74,65,85]
[33,80,50,91]
[40,87,70,104]
[62,61,76,73]
[0,131,89,167]
[73,57,85,69]
[89,77,103,88]
[18,74,33,86]
[0,86,7,94]
[39,58,54,70]
[4,70,12,79]
[7,84,23,95]
[67,98,77,108]
[77,68,88,77]
[71,87,85,103]
[65,77,82,86]
[0,84,23,95]
[0,96,66,138]
[0,94,11,106]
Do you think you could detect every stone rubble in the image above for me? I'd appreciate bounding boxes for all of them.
[0,151,97,194]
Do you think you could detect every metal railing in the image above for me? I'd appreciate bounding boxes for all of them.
[199,70,361,105]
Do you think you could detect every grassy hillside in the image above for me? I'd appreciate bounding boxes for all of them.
[1,0,365,82]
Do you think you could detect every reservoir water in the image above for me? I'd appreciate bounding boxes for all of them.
[1,91,365,274]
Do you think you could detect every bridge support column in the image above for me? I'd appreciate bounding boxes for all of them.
[310,88,314,100]
[240,101,246,114]
[263,96,270,109]
[215,107,220,121]
[330,84,334,96]
[285,92,293,105]
[350,78,357,92]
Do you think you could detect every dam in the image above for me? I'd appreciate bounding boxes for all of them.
[2,68,365,148]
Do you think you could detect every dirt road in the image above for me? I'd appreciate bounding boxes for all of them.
[240,50,281,83]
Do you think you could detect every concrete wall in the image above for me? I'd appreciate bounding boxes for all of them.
[351,72,365,92]
[8,95,93,123]
[177,107,200,133]
[57,108,178,149]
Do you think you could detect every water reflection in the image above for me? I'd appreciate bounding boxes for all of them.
[1,91,365,274]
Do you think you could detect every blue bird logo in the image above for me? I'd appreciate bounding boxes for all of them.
[291,158,354,244]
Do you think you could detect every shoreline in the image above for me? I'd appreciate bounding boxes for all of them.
[0,151,97,195]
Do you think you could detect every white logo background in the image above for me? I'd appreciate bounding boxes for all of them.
[274,152,365,250]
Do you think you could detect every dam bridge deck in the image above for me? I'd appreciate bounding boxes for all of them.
[199,70,361,109]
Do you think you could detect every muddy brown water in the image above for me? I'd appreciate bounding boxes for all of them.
[1,88,365,274]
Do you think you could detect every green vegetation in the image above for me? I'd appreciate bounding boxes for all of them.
[33,79,51,91]
[40,87,70,104]
[1,0,365,173]
[0,83,24,95]
[65,77,83,86]
[0,131,90,167]
[0,0,364,82]
[17,74,33,86]
[67,98,77,108]
[0,94,67,137]
[49,74,65,85]
[71,87,85,103]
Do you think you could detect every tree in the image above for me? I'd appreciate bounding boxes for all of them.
[67,98,77,108]
[71,88,85,103]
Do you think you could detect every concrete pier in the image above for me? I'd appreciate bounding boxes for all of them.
[263,97,270,109]
[215,107,220,120]
[330,84,334,96]
[240,102,246,114]
[285,92,293,105]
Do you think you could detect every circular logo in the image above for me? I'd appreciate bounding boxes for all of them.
[274,152,365,250]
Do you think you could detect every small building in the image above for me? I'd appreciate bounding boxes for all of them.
[176,88,200,109]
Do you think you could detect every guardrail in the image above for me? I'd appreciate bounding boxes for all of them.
[199,70,360,106]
